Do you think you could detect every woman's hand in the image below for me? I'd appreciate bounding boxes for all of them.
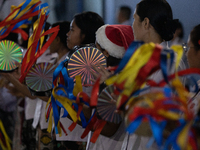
[91,63,113,84]
[0,62,21,81]
[5,84,25,98]
[11,62,22,80]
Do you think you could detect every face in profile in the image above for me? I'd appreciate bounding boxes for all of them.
[95,42,109,58]
[66,19,85,49]
[186,36,199,68]
[132,9,144,41]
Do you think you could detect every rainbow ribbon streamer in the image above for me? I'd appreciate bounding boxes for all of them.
[125,79,197,150]
[0,0,41,40]
[45,58,84,136]
[19,5,59,82]
[45,57,103,143]
[104,42,200,149]
[106,42,182,109]
[45,42,199,145]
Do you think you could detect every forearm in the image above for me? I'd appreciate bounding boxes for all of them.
[6,74,49,101]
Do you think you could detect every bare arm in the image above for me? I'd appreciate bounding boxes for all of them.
[1,72,49,101]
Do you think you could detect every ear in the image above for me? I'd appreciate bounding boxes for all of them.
[55,36,60,43]
[81,34,85,42]
[103,50,109,57]
[142,17,150,30]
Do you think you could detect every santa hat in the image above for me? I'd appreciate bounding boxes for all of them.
[96,24,134,58]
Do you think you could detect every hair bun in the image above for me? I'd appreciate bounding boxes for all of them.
[159,18,179,41]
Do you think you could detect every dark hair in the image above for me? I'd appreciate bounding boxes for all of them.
[2,32,18,43]
[136,0,177,41]
[74,11,105,44]
[52,21,70,49]
[107,55,121,67]
[190,24,200,50]
[176,21,184,39]
[120,6,132,20]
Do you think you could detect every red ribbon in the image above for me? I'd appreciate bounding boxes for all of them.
[19,25,59,82]
[59,121,68,136]
[81,114,98,139]
[189,129,198,150]
[80,113,107,143]
[90,119,107,143]
[135,44,161,86]
[0,1,41,40]
[90,76,100,107]
[147,68,200,87]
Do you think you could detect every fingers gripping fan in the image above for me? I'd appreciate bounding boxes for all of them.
[25,62,57,96]
[0,40,23,71]
[66,47,107,85]
[97,85,123,124]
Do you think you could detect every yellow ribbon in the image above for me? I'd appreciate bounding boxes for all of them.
[8,0,40,21]
[26,8,47,63]
[52,87,78,123]
[170,45,184,73]
[73,75,83,96]
[46,87,79,135]
[171,78,189,105]
[106,42,156,97]
[47,108,53,133]
[158,109,181,120]
[0,120,11,150]
[177,121,192,149]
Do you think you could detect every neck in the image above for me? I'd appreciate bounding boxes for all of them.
[143,28,163,44]
[57,45,69,61]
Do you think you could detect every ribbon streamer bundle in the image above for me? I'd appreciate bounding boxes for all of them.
[46,41,200,148]
[0,0,58,149]
[19,2,59,83]
[45,47,107,143]
[105,42,200,150]
[0,0,41,41]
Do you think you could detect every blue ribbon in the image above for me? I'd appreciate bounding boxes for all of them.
[160,49,174,84]
[52,59,68,87]
[54,86,71,117]
[148,116,166,147]
[72,103,88,128]
[51,58,82,132]
[164,119,186,150]
[164,87,172,98]
[51,94,60,134]
[13,0,31,19]
[185,74,200,93]
[13,19,31,30]
[126,116,143,134]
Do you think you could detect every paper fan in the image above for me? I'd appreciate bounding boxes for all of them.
[25,62,56,96]
[0,40,22,71]
[67,47,107,85]
[97,85,122,123]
